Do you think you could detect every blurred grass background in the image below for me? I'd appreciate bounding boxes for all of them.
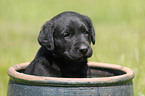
[0,0,145,95]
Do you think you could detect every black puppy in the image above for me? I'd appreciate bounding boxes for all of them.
[24,11,95,78]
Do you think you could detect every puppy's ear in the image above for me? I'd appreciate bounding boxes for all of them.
[87,17,95,45]
[90,22,95,45]
[38,21,55,51]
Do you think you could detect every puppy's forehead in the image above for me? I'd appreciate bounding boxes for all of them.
[55,17,88,31]
[68,19,84,28]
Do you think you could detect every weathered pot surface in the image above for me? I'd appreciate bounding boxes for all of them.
[7,62,135,96]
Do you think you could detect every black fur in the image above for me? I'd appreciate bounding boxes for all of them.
[24,11,95,78]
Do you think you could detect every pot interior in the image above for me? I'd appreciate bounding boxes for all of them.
[90,67,126,77]
[17,66,126,78]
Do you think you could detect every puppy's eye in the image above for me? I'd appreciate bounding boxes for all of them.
[84,30,89,34]
[64,32,70,37]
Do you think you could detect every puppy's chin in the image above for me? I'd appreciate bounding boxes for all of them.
[63,51,92,62]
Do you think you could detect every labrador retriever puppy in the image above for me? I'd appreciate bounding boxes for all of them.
[24,11,95,78]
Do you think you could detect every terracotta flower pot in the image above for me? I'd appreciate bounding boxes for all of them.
[7,62,135,96]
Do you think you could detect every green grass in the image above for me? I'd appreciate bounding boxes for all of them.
[0,0,145,95]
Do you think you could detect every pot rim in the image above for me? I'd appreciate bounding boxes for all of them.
[8,62,135,87]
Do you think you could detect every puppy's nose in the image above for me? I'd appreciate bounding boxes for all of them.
[79,45,88,55]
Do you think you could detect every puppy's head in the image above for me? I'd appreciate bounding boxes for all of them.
[38,12,95,61]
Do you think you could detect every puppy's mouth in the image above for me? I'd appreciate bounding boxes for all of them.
[63,50,92,61]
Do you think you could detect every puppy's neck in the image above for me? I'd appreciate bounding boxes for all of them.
[55,58,88,78]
